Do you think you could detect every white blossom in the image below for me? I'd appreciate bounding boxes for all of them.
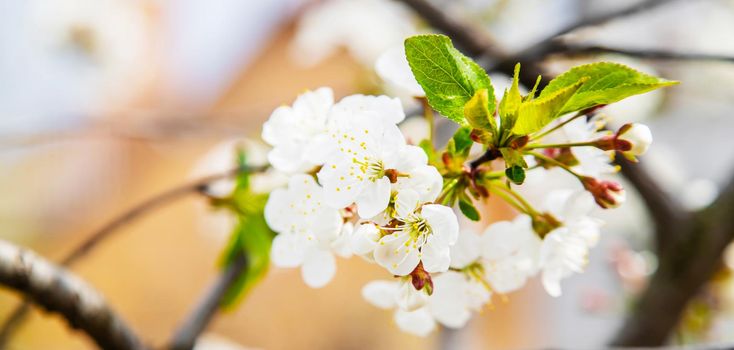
[480,215,542,293]
[317,107,430,217]
[539,190,603,297]
[264,175,344,288]
[373,199,459,275]
[262,87,334,173]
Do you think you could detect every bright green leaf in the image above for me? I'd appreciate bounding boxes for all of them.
[498,63,523,133]
[464,88,496,133]
[459,198,480,221]
[540,62,678,115]
[405,34,494,124]
[511,78,587,135]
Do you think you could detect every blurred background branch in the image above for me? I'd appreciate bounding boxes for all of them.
[0,239,144,350]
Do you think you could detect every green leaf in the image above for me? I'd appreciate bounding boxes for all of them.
[464,88,496,133]
[218,195,274,309]
[452,126,473,157]
[511,78,587,135]
[498,63,523,133]
[540,62,678,115]
[405,34,494,124]
[459,198,480,221]
[504,165,526,185]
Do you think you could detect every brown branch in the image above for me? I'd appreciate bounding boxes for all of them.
[398,0,503,58]
[168,253,248,350]
[612,172,734,346]
[0,165,264,347]
[551,45,734,63]
[0,239,145,350]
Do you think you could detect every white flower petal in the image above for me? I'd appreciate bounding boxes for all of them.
[332,94,406,124]
[421,204,459,245]
[357,176,392,218]
[449,230,481,269]
[362,280,399,309]
[396,279,429,311]
[389,145,428,172]
[374,232,420,276]
[394,189,420,219]
[271,234,307,268]
[351,223,381,255]
[318,158,367,209]
[394,309,436,337]
[301,249,336,288]
[420,236,451,273]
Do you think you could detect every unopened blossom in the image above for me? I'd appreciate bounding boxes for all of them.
[481,215,542,293]
[373,193,459,275]
[617,123,653,157]
[262,87,334,173]
[582,177,626,209]
[264,175,344,288]
[539,190,603,297]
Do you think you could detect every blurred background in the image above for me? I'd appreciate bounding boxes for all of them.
[1,0,734,349]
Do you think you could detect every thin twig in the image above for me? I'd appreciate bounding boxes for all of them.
[552,45,734,63]
[0,165,264,347]
[168,253,248,350]
[0,239,145,350]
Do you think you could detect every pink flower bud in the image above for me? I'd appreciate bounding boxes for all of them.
[582,177,626,209]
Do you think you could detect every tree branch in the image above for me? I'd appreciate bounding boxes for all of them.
[552,45,734,63]
[398,0,503,58]
[0,239,145,350]
[0,166,264,347]
[168,253,248,350]
[612,171,734,346]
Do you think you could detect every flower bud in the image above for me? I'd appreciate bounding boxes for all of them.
[582,177,626,209]
[409,262,434,295]
[617,123,652,157]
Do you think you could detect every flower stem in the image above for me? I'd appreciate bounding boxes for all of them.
[527,151,584,180]
[525,141,598,149]
[492,182,541,217]
[488,184,531,215]
[531,111,586,141]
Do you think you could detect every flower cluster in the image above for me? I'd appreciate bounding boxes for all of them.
[262,87,458,290]
[256,34,669,336]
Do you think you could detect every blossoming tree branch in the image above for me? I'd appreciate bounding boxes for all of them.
[245,34,674,336]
